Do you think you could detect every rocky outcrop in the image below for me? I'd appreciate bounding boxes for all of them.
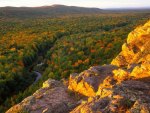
[111,20,150,66]
[68,65,118,97]
[71,79,150,113]
[6,79,79,113]
[7,21,150,113]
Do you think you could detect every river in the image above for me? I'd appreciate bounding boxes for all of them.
[33,71,42,84]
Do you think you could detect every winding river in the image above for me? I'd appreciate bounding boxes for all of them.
[33,71,42,84]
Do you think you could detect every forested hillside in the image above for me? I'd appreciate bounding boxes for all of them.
[0,7,150,112]
[0,5,102,18]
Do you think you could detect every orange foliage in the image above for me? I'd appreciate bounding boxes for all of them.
[17,61,24,67]
[12,68,17,73]
[83,58,89,64]
[72,59,89,67]
[90,49,96,53]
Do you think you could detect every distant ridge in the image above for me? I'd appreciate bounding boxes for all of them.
[0,4,102,18]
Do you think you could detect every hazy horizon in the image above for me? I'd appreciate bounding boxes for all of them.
[0,0,150,9]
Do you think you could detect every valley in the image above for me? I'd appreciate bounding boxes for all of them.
[0,5,150,112]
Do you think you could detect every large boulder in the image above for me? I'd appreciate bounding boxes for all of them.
[6,79,78,113]
[71,80,150,113]
[68,65,118,97]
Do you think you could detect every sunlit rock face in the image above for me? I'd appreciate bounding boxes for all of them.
[68,65,118,97]
[111,21,150,67]
[71,80,150,113]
